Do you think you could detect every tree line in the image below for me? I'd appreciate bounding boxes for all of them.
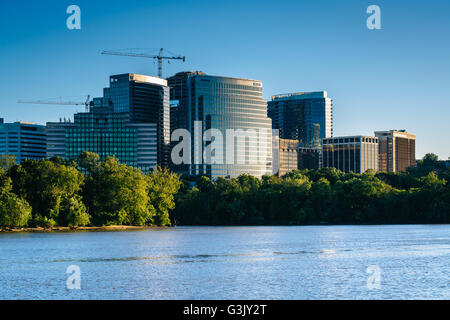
[1,152,449,229]
[0,152,181,229]
[172,153,450,225]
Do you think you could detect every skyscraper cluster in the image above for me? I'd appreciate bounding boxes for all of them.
[2,71,416,177]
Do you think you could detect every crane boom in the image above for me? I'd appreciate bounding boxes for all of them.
[100,48,185,77]
[17,95,92,112]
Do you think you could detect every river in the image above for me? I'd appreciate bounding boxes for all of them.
[0,225,449,299]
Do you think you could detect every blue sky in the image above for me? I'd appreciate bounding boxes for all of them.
[1,0,449,159]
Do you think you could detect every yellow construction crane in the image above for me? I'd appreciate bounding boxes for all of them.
[100,48,185,78]
[17,95,93,112]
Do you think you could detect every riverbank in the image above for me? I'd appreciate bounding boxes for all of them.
[0,225,168,233]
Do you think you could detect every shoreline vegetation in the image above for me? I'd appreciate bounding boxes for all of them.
[0,152,449,232]
[0,225,167,233]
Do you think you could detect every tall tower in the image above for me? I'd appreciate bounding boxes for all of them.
[108,73,170,167]
[185,74,273,178]
[268,91,333,147]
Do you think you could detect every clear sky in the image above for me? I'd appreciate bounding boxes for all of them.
[1,0,449,159]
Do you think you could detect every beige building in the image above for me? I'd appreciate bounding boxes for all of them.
[278,139,300,176]
[322,136,379,173]
[374,130,416,172]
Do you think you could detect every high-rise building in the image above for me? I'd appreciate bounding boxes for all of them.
[107,73,170,167]
[268,91,333,147]
[185,74,272,178]
[167,71,206,133]
[167,71,205,175]
[375,130,416,172]
[0,119,46,162]
[46,105,157,172]
[322,136,379,173]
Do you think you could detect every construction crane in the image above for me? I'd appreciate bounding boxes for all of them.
[17,95,93,112]
[100,48,185,78]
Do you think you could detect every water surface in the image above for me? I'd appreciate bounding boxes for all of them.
[0,225,449,299]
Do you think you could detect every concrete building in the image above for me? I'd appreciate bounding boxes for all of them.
[268,91,333,148]
[186,74,273,178]
[322,136,379,173]
[375,130,416,172]
[0,118,46,162]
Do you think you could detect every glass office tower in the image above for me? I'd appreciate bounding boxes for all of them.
[167,71,205,175]
[46,104,157,173]
[186,75,272,178]
[268,91,333,147]
[0,119,46,162]
[108,73,170,167]
[167,71,206,133]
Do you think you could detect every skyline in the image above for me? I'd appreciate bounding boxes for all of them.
[1,0,450,159]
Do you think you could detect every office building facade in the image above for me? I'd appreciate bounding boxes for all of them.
[186,75,273,178]
[107,73,170,167]
[375,130,416,172]
[298,147,321,170]
[0,119,46,162]
[46,106,157,172]
[167,71,205,175]
[274,138,299,177]
[268,91,333,147]
[167,71,206,133]
[322,136,379,173]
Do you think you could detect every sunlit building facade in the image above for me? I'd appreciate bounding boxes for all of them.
[375,130,416,172]
[46,105,157,173]
[322,136,379,173]
[186,75,272,178]
[107,73,170,167]
[0,119,46,162]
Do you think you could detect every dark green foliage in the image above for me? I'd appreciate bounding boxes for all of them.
[8,159,84,225]
[1,151,450,228]
[0,152,182,228]
[0,168,32,228]
[174,160,450,226]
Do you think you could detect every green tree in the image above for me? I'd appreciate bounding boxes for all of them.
[9,159,84,224]
[80,153,153,226]
[0,154,16,171]
[0,168,32,228]
[0,192,32,228]
[60,195,91,227]
[147,166,181,226]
